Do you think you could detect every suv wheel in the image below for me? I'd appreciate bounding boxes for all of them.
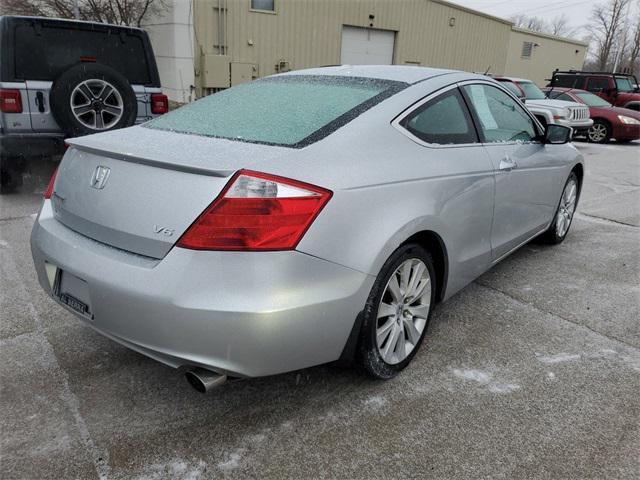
[0,156,25,194]
[50,63,137,137]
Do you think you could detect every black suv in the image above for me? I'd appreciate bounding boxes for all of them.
[0,16,168,191]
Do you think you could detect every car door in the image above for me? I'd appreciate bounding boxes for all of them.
[461,82,565,261]
[392,85,496,292]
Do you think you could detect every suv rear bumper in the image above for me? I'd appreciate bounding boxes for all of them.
[1,133,65,158]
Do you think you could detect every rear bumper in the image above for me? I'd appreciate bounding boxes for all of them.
[1,133,65,158]
[30,201,374,377]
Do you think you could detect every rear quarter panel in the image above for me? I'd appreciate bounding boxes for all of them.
[294,74,497,299]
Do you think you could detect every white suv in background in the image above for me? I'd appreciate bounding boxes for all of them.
[494,76,592,135]
[0,16,169,192]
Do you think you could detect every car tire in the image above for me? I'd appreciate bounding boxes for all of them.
[540,172,580,244]
[587,120,611,144]
[50,63,137,137]
[0,156,24,194]
[358,244,436,379]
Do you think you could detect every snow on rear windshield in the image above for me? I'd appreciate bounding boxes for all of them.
[146,76,407,147]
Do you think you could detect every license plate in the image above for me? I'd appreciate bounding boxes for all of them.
[53,268,93,319]
[59,292,90,316]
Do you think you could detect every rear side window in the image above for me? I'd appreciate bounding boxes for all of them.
[552,75,586,89]
[400,88,477,145]
[14,23,151,84]
[147,76,407,147]
[553,75,576,88]
[615,77,634,92]
[587,77,611,92]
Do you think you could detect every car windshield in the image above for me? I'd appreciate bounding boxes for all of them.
[575,92,612,107]
[146,76,406,147]
[615,77,635,92]
[499,81,523,97]
[517,81,546,100]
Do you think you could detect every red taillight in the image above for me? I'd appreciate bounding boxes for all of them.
[0,89,22,113]
[177,170,332,251]
[151,93,169,114]
[44,168,58,199]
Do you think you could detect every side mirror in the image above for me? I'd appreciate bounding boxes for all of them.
[544,124,572,144]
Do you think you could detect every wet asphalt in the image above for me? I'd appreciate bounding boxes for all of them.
[1,141,638,479]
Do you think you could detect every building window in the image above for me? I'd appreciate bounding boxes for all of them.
[251,0,275,12]
[521,42,533,58]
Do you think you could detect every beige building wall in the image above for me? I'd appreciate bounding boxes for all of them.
[193,0,513,95]
[185,0,588,97]
[504,27,587,86]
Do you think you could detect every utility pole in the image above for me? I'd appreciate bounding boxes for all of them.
[73,0,80,20]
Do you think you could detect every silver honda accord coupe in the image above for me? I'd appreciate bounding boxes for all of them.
[31,66,582,392]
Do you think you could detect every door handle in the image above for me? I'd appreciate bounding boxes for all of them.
[499,157,517,171]
[35,91,45,113]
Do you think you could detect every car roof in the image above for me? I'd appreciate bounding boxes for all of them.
[279,65,463,85]
[0,15,144,32]
[554,71,632,77]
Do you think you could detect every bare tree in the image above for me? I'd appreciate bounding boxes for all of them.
[627,12,640,74]
[510,13,578,38]
[510,14,548,33]
[549,14,577,37]
[0,0,166,27]
[588,0,631,70]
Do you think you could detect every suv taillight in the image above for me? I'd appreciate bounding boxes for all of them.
[44,168,58,199]
[177,170,332,251]
[0,89,22,113]
[151,93,168,114]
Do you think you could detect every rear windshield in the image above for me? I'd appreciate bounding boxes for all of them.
[13,22,152,84]
[146,76,407,148]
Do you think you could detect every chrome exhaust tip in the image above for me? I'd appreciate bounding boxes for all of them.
[185,368,227,393]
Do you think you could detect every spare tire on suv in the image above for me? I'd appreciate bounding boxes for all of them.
[50,63,138,137]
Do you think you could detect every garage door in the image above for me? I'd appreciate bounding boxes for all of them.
[340,26,395,65]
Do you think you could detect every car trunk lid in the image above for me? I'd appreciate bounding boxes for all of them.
[52,126,293,258]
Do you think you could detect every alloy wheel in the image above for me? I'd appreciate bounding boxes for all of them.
[69,79,124,130]
[555,177,578,238]
[588,123,608,143]
[376,258,431,365]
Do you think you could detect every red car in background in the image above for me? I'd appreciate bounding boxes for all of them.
[542,87,640,144]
